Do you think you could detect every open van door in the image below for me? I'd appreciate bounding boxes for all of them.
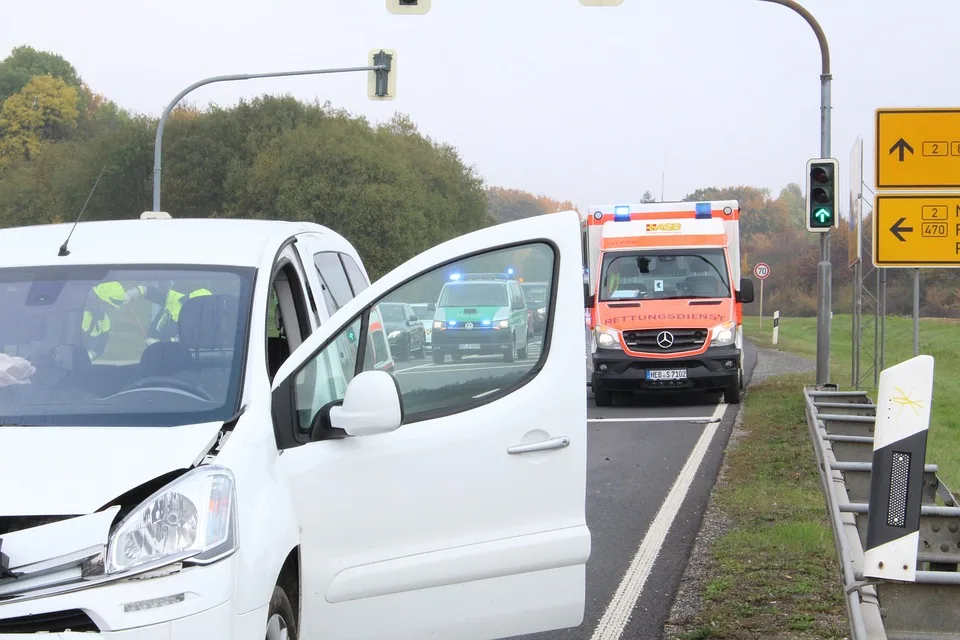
[270,211,590,640]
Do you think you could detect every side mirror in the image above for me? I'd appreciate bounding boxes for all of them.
[427,302,436,311]
[584,285,595,309]
[737,278,755,304]
[329,370,402,437]
[409,314,419,323]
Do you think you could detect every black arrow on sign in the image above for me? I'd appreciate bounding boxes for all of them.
[889,138,915,162]
[889,217,913,242]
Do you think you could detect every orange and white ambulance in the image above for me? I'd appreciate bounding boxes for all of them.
[584,200,755,406]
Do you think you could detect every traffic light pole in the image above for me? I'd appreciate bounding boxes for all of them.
[151,64,386,212]
[759,0,833,386]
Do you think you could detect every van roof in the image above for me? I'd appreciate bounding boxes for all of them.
[0,218,353,269]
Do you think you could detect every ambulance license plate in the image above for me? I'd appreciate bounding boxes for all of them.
[459,343,482,350]
[646,369,687,381]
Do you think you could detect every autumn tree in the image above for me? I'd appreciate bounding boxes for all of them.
[0,74,80,166]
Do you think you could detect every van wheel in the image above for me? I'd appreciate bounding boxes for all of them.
[594,384,613,407]
[504,338,515,363]
[724,368,743,405]
[266,585,297,640]
[517,343,528,360]
[433,352,445,365]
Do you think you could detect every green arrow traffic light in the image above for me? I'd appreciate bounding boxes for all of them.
[806,158,839,233]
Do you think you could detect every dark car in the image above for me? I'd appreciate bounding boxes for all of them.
[378,302,426,361]
[520,282,549,335]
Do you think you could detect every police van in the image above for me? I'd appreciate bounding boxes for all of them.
[429,272,531,364]
[0,211,588,640]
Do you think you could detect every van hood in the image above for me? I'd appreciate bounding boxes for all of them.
[597,298,733,331]
[0,422,222,517]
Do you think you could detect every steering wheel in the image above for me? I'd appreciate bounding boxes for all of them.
[115,376,216,402]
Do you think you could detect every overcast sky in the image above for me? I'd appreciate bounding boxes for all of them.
[3,0,958,211]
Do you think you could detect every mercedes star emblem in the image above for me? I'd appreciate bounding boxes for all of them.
[656,331,675,349]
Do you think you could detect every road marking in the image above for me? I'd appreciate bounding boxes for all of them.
[589,402,728,640]
[587,416,716,423]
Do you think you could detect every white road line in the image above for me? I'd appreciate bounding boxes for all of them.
[587,416,715,423]
[589,401,728,640]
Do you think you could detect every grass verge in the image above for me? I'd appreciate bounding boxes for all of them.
[743,313,960,493]
[677,372,847,639]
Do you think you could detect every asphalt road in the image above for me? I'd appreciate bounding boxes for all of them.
[393,336,758,640]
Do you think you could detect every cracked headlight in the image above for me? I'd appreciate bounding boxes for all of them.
[709,321,737,347]
[594,325,622,350]
[106,466,238,575]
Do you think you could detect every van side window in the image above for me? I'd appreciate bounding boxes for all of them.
[340,253,369,296]
[313,252,354,315]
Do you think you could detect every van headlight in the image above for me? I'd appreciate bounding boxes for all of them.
[387,330,401,340]
[709,321,737,347]
[594,325,622,350]
[106,466,238,575]
[497,319,509,329]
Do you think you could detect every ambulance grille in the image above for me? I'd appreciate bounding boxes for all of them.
[622,328,707,353]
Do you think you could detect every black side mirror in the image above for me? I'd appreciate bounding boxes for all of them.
[309,399,347,442]
[409,315,419,323]
[737,278,755,304]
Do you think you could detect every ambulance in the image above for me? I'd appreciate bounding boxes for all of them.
[584,201,755,406]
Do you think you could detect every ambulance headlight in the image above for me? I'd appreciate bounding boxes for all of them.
[709,321,737,347]
[594,325,622,350]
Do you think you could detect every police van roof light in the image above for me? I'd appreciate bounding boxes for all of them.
[449,273,462,281]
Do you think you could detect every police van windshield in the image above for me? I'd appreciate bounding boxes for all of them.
[599,249,730,302]
[0,265,254,427]
[438,283,508,308]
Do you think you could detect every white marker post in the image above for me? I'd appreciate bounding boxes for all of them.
[772,310,780,346]
[753,262,770,330]
[863,355,934,583]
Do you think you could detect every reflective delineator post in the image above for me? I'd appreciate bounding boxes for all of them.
[772,310,780,346]
[863,355,934,582]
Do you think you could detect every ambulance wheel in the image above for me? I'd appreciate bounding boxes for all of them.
[724,368,743,405]
[593,384,613,407]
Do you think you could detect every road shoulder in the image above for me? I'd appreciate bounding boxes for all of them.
[662,342,848,639]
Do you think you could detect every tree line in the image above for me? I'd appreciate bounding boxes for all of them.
[2,45,956,318]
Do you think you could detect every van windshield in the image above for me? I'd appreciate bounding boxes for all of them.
[599,249,730,302]
[0,265,254,427]
[438,283,507,307]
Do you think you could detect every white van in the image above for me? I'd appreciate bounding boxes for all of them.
[0,212,590,640]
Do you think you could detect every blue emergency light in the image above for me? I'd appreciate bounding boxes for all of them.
[613,205,631,222]
[482,319,491,326]
[506,268,514,275]
[449,273,461,281]
[695,202,712,219]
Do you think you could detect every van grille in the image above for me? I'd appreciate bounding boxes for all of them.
[622,328,707,353]
[0,609,99,633]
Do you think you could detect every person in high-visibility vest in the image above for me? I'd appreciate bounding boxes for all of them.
[126,285,212,344]
[81,281,129,361]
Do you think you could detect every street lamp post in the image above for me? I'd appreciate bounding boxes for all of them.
[152,64,389,212]
[756,0,833,386]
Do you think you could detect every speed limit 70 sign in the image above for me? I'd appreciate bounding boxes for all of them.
[753,262,771,280]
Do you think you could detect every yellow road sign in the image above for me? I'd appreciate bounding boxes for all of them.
[873,194,960,268]
[876,108,960,189]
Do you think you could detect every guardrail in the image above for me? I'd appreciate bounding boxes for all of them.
[804,384,960,639]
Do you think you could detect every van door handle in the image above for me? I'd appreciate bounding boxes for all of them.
[507,437,570,454]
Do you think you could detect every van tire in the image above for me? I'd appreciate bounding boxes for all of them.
[265,585,298,640]
[593,384,613,407]
[517,343,528,360]
[433,352,445,365]
[724,368,743,405]
[504,338,515,363]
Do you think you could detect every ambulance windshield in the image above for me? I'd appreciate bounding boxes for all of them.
[599,249,730,301]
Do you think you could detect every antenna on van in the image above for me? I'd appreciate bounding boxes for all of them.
[58,165,107,257]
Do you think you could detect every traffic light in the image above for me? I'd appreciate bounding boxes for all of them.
[368,49,397,101]
[386,0,431,14]
[805,157,839,232]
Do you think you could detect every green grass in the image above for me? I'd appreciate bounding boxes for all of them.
[677,373,848,639]
[744,313,960,493]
